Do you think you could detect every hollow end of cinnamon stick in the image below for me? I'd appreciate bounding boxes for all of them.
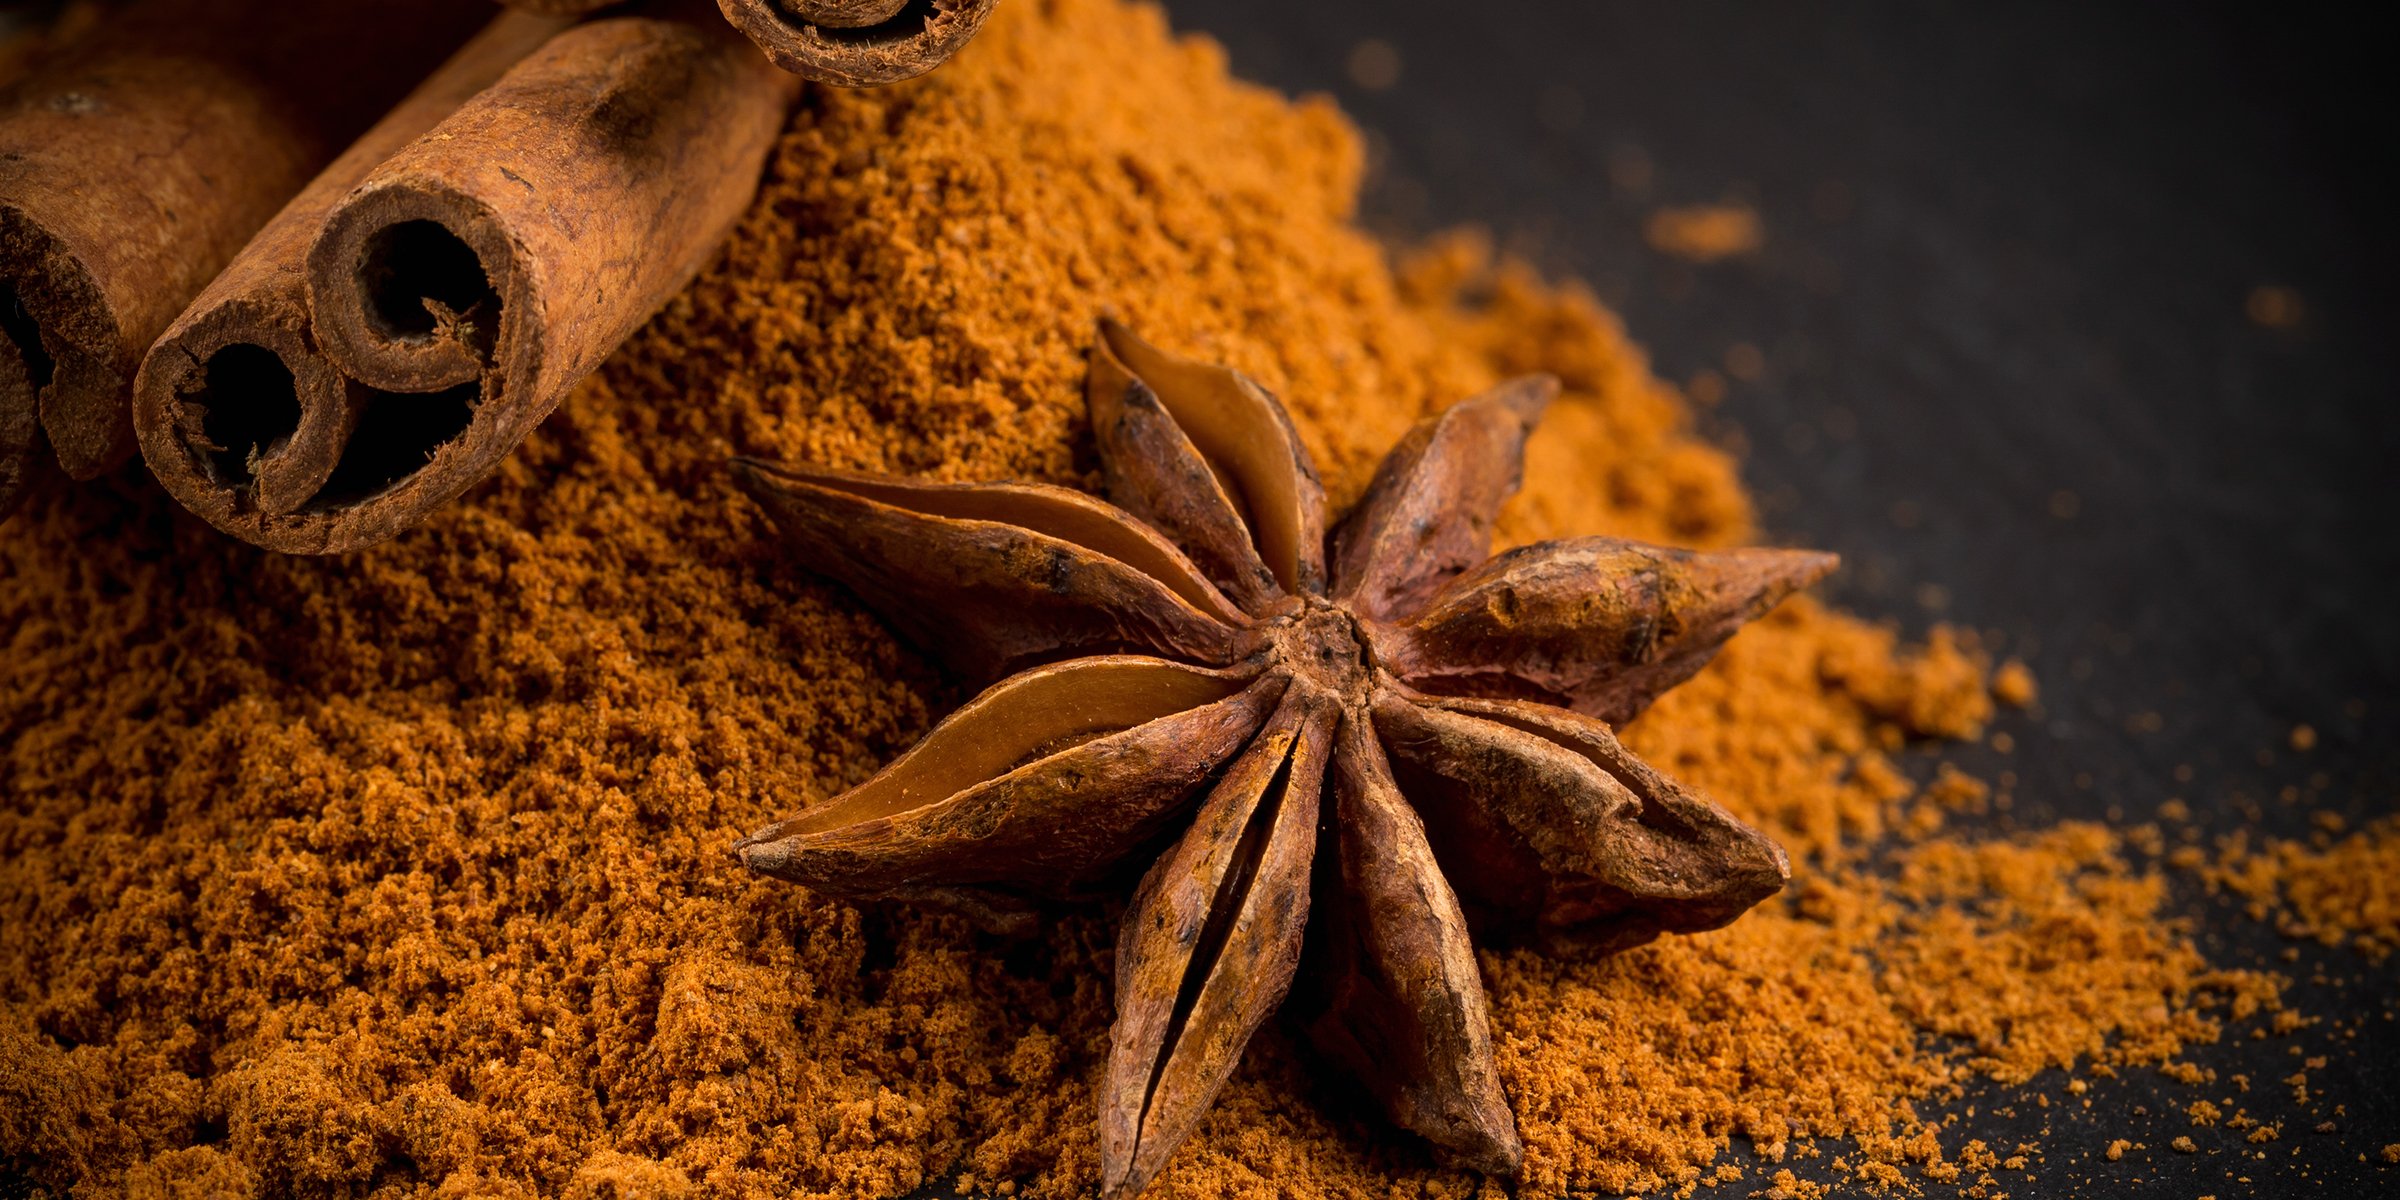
[139,305,356,518]
[2,0,498,518]
[308,185,517,396]
[129,10,574,551]
[135,322,485,554]
[717,0,997,86]
[264,7,792,552]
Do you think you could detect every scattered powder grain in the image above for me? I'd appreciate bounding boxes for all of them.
[1991,660,2038,708]
[0,1,2309,1198]
[2196,818,2400,961]
[1643,202,1765,262]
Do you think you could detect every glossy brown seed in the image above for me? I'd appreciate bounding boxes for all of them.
[1330,374,1556,622]
[732,457,1247,680]
[1380,537,1839,725]
[1372,688,1790,959]
[1298,713,1521,1173]
[1102,685,1331,1200]
[733,659,1283,907]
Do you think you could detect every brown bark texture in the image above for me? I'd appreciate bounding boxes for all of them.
[141,1,792,554]
[0,0,490,519]
[134,12,573,539]
[501,0,997,85]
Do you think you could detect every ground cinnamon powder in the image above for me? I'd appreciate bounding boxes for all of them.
[0,1,2338,1197]
[2192,817,2399,962]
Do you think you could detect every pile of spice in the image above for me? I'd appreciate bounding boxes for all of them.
[2190,816,2400,962]
[0,1,2354,1196]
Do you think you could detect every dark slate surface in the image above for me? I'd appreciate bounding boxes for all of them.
[1148,0,2398,1196]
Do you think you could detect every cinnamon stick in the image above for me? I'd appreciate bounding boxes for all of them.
[0,0,490,520]
[133,14,572,547]
[500,0,998,85]
[261,1,795,553]
[716,0,998,85]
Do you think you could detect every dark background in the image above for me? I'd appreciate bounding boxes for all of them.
[1156,0,2399,1196]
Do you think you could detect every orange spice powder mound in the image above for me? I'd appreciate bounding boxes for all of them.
[0,1,2291,1197]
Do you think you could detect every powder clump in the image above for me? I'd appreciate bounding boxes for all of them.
[2197,817,2400,961]
[0,1,2281,1197]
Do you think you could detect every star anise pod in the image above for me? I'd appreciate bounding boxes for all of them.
[728,321,1832,1197]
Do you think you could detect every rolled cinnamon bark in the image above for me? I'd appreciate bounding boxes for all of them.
[271,1,794,553]
[0,0,490,520]
[134,13,571,546]
[717,0,998,85]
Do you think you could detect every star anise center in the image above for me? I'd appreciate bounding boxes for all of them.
[1236,597,1375,702]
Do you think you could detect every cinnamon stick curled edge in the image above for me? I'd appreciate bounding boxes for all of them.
[716,0,999,86]
[142,3,796,554]
[134,14,572,540]
[0,0,490,520]
[499,0,1000,84]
